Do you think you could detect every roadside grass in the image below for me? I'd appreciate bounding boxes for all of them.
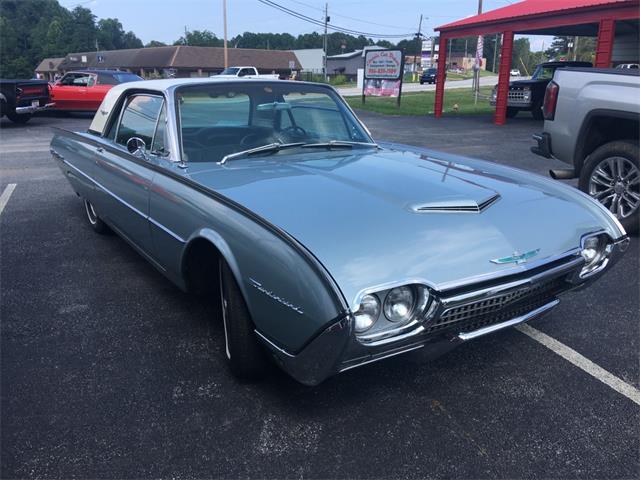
[346,87,495,116]
[446,70,496,81]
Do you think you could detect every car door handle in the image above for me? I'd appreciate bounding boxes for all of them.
[96,147,104,153]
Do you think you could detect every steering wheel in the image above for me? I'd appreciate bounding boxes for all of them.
[281,125,307,139]
[240,133,263,147]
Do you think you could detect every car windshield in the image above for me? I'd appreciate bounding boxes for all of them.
[426,69,436,74]
[176,82,373,163]
[220,68,240,75]
[532,65,556,80]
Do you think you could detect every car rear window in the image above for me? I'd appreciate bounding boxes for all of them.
[98,73,143,85]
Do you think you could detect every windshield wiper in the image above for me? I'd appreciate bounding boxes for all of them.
[301,140,379,150]
[219,142,305,164]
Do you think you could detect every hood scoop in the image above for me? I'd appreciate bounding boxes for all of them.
[410,193,501,214]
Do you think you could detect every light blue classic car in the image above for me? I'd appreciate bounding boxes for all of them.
[51,79,628,385]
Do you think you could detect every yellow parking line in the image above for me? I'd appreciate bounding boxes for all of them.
[517,324,640,406]
[0,183,17,216]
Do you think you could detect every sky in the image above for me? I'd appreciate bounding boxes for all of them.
[61,0,552,51]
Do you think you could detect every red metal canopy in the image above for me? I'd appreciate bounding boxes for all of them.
[439,0,635,32]
[432,0,640,125]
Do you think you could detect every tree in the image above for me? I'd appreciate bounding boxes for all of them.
[545,36,570,59]
[0,0,144,78]
[96,18,141,50]
[174,30,223,47]
[145,40,167,48]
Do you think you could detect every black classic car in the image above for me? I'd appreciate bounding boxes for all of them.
[490,61,592,119]
[0,78,53,123]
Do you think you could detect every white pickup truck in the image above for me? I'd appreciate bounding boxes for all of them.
[532,67,639,232]
[214,66,280,79]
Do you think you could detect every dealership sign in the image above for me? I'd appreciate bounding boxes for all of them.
[362,49,405,105]
[364,49,403,80]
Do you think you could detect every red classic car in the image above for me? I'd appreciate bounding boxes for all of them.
[49,70,142,112]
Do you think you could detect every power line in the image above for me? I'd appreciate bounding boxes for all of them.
[281,0,410,31]
[256,0,414,38]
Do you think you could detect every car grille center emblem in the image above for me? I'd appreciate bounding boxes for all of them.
[490,248,540,265]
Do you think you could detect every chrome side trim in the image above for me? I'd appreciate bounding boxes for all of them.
[339,344,425,372]
[148,216,186,243]
[62,158,186,243]
[457,299,559,341]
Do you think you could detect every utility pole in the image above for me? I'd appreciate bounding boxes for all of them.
[323,3,329,81]
[223,0,229,68]
[473,0,483,101]
[573,36,579,61]
[415,14,423,79]
[492,34,499,72]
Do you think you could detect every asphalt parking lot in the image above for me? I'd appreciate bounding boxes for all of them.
[1,112,638,478]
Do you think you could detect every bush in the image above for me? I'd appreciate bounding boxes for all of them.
[329,74,348,86]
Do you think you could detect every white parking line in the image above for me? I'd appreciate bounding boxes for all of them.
[0,183,17,216]
[517,324,640,406]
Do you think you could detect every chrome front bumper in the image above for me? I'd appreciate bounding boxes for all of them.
[15,102,55,114]
[258,237,629,386]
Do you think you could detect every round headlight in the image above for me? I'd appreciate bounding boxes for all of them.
[383,286,416,323]
[354,294,380,333]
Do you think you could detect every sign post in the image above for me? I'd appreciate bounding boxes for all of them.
[362,49,405,108]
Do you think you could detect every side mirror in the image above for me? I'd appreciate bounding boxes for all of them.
[126,137,147,158]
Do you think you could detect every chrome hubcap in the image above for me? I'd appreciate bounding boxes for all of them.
[84,200,98,225]
[219,262,231,360]
[588,156,639,219]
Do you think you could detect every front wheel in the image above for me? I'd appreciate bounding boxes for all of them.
[219,260,267,380]
[7,112,32,124]
[506,107,519,118]
[579,140,639,233]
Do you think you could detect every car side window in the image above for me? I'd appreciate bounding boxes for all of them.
[72,75,92,86]
[60,73,79,86]
[115,95,164,151]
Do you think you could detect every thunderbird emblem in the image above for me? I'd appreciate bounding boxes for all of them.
[490,249,540,265]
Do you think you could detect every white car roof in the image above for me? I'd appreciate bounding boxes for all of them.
[88,77,283,135]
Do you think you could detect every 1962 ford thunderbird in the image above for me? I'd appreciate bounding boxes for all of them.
[50,79,629,385]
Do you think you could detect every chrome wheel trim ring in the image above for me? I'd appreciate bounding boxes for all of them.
[84,200,98,225]
[219,261,231,360]
[588,156,640,219]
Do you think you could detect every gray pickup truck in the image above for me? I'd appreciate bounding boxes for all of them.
[532,68,639,232]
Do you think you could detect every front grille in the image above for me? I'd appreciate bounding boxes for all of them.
[507,90,531,104]
[425,277,566,336]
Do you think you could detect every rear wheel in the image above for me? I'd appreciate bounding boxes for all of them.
[506,107,519,118]
[83,199,110,234]
[219,259,267,380]
[7,112,32,124]
[579,140,639,233]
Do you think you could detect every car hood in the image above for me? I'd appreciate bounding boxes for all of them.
[186,146,622,309]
